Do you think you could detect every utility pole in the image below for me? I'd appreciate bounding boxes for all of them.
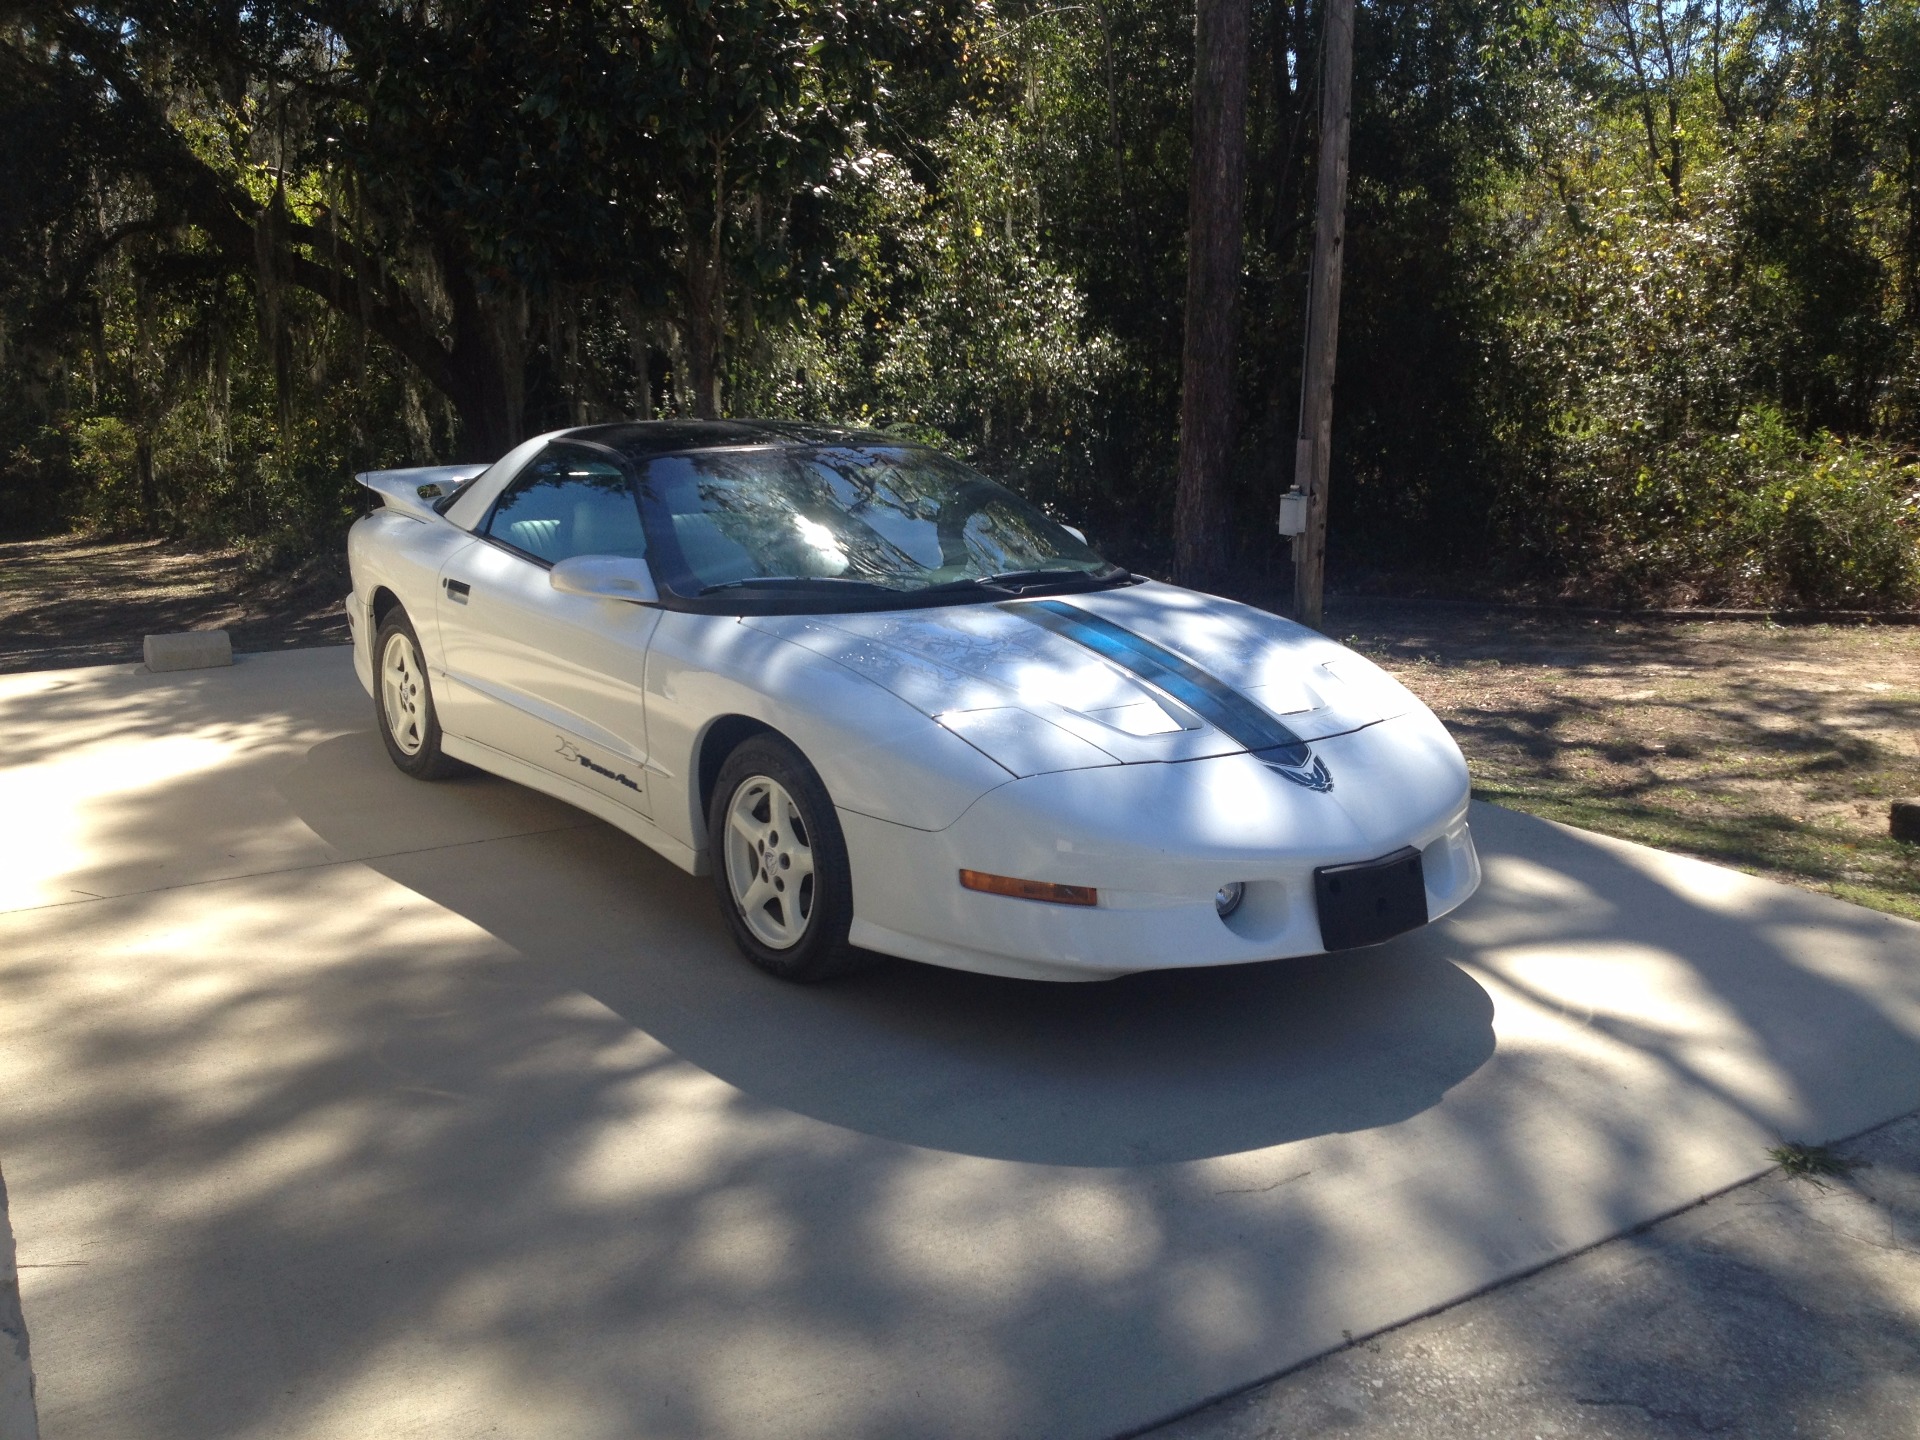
[1285,0,1355,631]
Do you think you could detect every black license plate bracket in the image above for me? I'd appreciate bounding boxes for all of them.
[1314,846,1429,951]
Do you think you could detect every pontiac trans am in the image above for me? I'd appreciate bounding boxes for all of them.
[346,420,1480,982]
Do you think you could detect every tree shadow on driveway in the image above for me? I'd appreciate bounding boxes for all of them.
[282,730,1500,1168]
[7,660,1920,1440]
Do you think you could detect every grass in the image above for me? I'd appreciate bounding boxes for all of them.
[1468,777,1920,924]
[1767,1142,1856,1184]
[1331,603,1920,924]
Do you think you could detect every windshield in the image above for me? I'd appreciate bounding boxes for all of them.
[634,444,1122,601]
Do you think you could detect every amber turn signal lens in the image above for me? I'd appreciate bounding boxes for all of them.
[958,870,1098,906]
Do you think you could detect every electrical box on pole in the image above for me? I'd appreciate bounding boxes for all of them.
[1287,0,1355,631]
[1277,488,1309,536]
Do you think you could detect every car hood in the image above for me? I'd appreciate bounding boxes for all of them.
[742,580,1417,777]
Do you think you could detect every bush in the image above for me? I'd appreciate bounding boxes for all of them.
[1751,438,1920,609]
[72,416,145,530]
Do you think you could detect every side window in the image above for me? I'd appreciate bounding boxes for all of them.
[482,446,648,564]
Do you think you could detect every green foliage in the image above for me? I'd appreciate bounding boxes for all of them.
[731,110,1126,534]
[1467,0,1920,606]
[70,417,140,525]
[1753,432,1920,607]
[1,0,1918,608]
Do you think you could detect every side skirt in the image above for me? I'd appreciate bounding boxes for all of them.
[440,733,705,876]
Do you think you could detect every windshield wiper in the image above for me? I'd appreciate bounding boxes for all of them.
[918,567,1125,595]
[697,575,898,595]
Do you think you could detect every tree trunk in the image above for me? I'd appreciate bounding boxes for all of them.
[444,271,526,462]
[445,361,521,462]
[684,250,724,420]
[682,141,730,421]
[1174,0,1253,587]
[1905,131,1920,322]
[622,299,656,421]
[135,434,157,530]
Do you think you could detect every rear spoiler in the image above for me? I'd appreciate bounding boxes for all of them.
[355,464,488,521]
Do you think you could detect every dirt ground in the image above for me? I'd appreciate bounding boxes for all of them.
[0,534,349,673]
[1330,600,1920,921]
[4,533,1916,920]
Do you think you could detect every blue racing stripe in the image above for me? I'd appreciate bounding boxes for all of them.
[1011,599,1325,781]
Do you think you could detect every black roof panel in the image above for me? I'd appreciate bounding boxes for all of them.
[558,419,907,462]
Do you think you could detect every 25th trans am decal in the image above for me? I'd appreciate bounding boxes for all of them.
[555,738,642,794]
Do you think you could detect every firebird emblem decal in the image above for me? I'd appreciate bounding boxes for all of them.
[1261,750,1335,792]
[556,737,642,794]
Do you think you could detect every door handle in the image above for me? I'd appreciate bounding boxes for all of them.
[444,578,471,601]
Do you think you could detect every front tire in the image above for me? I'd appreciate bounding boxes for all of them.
[374,607,462,780]
[708,735,857,981]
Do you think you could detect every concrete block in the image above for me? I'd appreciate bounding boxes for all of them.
[1893,798,1920,844]
[143,630,232,672]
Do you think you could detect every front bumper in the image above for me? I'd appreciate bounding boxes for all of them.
[841,710,1480,981]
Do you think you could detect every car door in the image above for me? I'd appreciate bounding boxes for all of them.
[434,441,663,815]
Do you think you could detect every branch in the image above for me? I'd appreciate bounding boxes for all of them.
[41,13,457,397]
[14,217,169,352]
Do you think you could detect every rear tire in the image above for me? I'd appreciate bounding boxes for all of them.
[708,735,858,981]
[374,607,463,780]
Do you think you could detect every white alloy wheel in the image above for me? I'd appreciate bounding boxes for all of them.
[723,775,817,950]
[381,630,428,757]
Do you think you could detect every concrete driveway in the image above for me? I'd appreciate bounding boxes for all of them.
[2,647,1917,1439]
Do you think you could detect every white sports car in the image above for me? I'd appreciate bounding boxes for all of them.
[346,421,1480,982]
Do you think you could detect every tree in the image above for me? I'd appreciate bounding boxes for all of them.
[1172,0,1253,586]
[1,1,948,456]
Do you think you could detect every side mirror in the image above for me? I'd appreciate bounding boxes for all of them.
[1061,524,1088,545]
[550,554,660,605]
